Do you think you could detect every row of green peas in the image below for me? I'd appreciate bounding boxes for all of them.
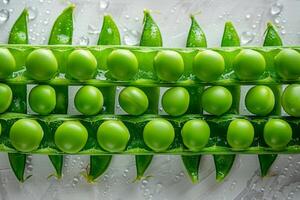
[1,46,300,82]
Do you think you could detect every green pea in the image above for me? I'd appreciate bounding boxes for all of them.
[154,50,184,81]
[54,121,88,153]
[26,49,58,81]
[181,119,210,151]
[119,87,148,115]
[264,119,292,149]
[274,49,300,80]
[281,84,300,117]
[143,119,175,152]
[245,85,275,116]
[74,85,103,115]
[107,49,138,80]
[9,119,44,152]
[201,86,232,115]
[227,119,254,149]
[0,48,16,79]
[233,49,266,80]
[0,83,12,113]
[193,50,225,82]
[29,85,56,115]
[67,49,97,80]
[97,120,130,152]
[162,87,189,116]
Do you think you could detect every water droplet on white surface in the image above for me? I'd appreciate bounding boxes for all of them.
[88,24,100,34]
[270,2,283,15]
[99,0,109,11]
[252,24,257,29]
[2,0,9,4]
[0,9,9,24]
[274,16,280,24]
[125,15,130,19]
[46,10,50,14]
[245,14,251,19]
[28,7,38,21]
[123,31,139,45]
[230,180,237,190]
[281,29,286,35]
[241,31,254,44]
[79,36,89,45]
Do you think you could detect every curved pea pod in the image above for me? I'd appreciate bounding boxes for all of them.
[47,5,75,179]
[213,21,240,182]
[181,15,207,184]
[85,155,112,183]
[7,9,29,182]
[258,22,282,177]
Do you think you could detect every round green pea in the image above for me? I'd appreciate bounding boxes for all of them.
[26,49,58,81]
[107,49,138,80]
[0,83,12,113]
[0,48,16,79]
[264,119,292,149]
[97,120,130,152]
[67,49,97,80]
[75,86,104,115]
[154,50,184,81]
[245,85,275,116]
[29,85,56,115]
[9,119,44,152]
[281,84,300,117]
[233,49,266,80]
[119,87,148,115]
[227,119,254,149]
[54,121,88,153]
[162,87,189,116]
[193,50,225,82]
[201,86,232,115]
[274,49,300,80]
[181,119,210,151]
[143,119,175,152]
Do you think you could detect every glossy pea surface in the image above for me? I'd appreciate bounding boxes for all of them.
[75,86,103,115]
[245,85,275,116]
[227,119,254,149]
[54,121,88,153]
[29,85,56,115]
[181,119,210,151]
[264,119,292,149]
[143,119,175,152]
[233,49,266,80]
[97,120,130,152]
[67,49,97,80]
[281,84,300,117]
[25,49,58,81]
[119,87,148,115]
[0,48,16,79]
[193,50,225,82]
[201,86,232,115]
[275,49,300,80]
[162,87,189,116]
[154,50,184,81]
[107,49,138,80]
[0,83,12,113]
[9,119,44,152]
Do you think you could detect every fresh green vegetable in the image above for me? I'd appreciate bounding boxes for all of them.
[75,85,104,115]
[245,85,275,116]
[274,49,300,80]
[143,119,175,152]
[9,119,44,152]
[281,84,300,117]
[263,119,292,149]
[201,86,232,115]
[8,153,27,182]
[162,87,190,116]
[0,83,12,113]
[54,121,88,153]
[119,86,149,115]
[193,50,225,82]
[186,15,207,47]
[227,119,254,149]
[86,155,112,182]
[214,154,235,182]
[0,48,16,79]
[29,85,56,115]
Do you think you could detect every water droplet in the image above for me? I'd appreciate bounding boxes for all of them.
[252,24,257,29]
[28,7,38,21]
[281,29,286,35]
[125,15,130,19]
[2,0,9,4]
[88,24,100,35]
[261,187,265,192]
[99,0,109,11]
[270,2,283,15]
[123,31,139,45]
[0,9,9,24]
[218,15,223,19]
[142,179,148,186]
[46,10,50,14]
[274,16,280,24]
[230,180,237,190]
[241,31,254,45]
[43,20,48,25]
[245,14,251,19]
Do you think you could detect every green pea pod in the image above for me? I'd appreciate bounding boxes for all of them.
[85,14,122,182]
[181,15,207,184]
[213,21,240,182]
[7,9,29,182]
[47,5,75,179]
[258,22,282,177]
[134,10,163,181]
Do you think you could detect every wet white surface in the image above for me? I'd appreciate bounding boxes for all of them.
[1,0,300,199]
